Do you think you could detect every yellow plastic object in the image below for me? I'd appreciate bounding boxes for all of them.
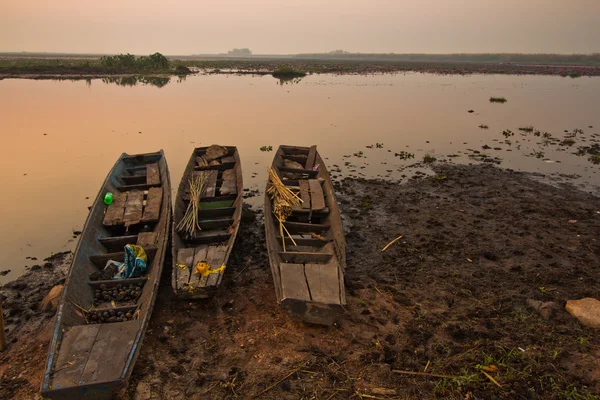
[195,261,226,277]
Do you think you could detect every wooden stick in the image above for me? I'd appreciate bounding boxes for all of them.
[424,360,430,372]
[0,298,5,351]
[381,235,403,252]
[482,371,502,387]
[392,369,458,379]
[252,364,304,398]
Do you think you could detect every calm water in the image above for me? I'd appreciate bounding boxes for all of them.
[1,73,599,282]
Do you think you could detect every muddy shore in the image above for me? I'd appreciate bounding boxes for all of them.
[1,163,599,399]
[2,59,600,80]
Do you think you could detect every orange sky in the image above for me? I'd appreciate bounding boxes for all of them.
[1,0,599,54]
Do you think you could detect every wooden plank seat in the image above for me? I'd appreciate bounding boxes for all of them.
[220,169,237,196]
[277,236,329,247]
[103,189,162,228]
[280,262,341,304]
[176,245,227,293]
[279,167,318,178]
[146,163,160,185]
[308,179,326,211]
[51,321,139,390]
[283,221,330,234]
[185,229,232,245]
[141,187,162,223]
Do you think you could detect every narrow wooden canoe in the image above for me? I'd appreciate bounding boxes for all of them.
[41,151,171,399]
[265,145,347,325]
[172,146,243,299]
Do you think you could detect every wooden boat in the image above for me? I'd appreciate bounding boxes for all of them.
[172,145,243,299]
[264,145,347,325]
[41,151,171,399]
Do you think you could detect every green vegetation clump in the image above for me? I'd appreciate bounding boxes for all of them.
[490,97,507,103]
[272,65,307,79]
[395,151,415,160]
[518,126,534,132]
[259,146,273,152]
[423,154,437,163]
[100,52,170,72]
[560,138,576,146]
[479,125,489,129]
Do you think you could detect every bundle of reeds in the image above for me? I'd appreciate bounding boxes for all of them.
[176,171,207,236]
[267,168,303,251]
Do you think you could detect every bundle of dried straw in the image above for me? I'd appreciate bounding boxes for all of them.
[267,168,304,251]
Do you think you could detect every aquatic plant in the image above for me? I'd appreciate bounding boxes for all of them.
[502,130,514,138]
[394,151,415,160]
[272,65,307,79]
[260,146,273,152]
[479,125,489,129]
[423,154,437,163]
[490,97,507,103]
[518,126,534,132]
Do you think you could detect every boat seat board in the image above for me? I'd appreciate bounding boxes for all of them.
[103,192,128,226]
[305,263,341,304]
[305,145,317,170]
[187,247,208,289]
[205,245,228,287]
[196,170,218,198]
[98,235,138,252]
[141,187,162,223]
[299,180,311,209]
[146,163,160,186]
[308,179,326,211]
[175,247,195,289]
[220,168,237,196]
[137,232,159,249]
[280,263,311,301]
[283,222,330,234]
[51,325,101,389]
[123,190,144,227]
[79,321,139,383]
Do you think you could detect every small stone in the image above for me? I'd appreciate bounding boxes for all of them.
[566,298,600,328]
[43,262,54,269]
[134,381,151,400]
[40,285,64,313]
[31,265,42,271]
[526,299,558,320]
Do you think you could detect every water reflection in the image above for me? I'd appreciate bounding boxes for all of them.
[277,76,303,85]
[101,76,171,88]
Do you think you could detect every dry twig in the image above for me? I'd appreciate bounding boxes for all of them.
[381,235,403,252]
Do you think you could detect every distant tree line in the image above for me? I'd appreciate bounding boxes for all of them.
[293,52,600,65]
[100,52,170,71]
[227,48,252,56]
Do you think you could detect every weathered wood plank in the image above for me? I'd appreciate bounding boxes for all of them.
[305,145,317,170]
[121,175,146,185]
[277,237,329,247]
[90,251,124,269]
[279,167,318,178]
[146,163,160,185]
[198,170,218,198]
[123,190,144,227]
[186,229,231,245]
[98,235,138,252]
[299,180,311,209]
[175,247,195,290]
[205,245,228,287]
[305,264,340,304]
[309,179,326,211]
[278,251,333,264]
[280,263,311,301]
[103,192,128,226]
[291,207,330,216]
[187,247,208,290]
[221,156,235,164]
[52,325,101,389]
[141,187,162,223]
[220,168,237,196]
[118,183,160,191]
[284,222,330,234]
[137,232,159,249]
[79,321,138,383]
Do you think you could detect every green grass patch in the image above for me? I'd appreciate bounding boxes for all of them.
[272,65,307,79]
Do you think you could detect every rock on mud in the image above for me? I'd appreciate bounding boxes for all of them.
[566,298,600,328]
[526,299,558,320]
[40,285,64,313]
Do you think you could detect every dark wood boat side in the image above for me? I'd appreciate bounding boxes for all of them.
[172,146,243,299]
[41,150,171,399]
[264,145,347,325]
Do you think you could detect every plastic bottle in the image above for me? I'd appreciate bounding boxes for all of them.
[104,192,114,205]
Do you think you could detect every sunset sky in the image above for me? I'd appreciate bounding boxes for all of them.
[1,0,599,55]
